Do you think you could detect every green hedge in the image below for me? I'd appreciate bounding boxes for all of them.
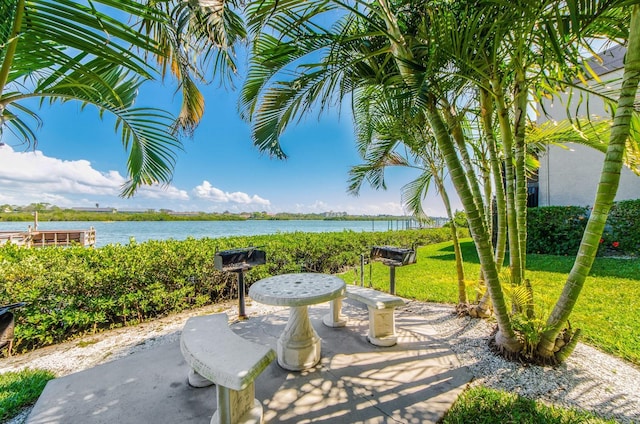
[605,199,640,256]
[0,228,460,352]
[527,206,589,255]
[527,200,640,256]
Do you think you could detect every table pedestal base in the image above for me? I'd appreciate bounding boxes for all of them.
[277,306,321,370]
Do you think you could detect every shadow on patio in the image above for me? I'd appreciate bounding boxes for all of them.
[25,300,472,424]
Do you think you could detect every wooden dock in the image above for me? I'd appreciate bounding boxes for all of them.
[0,227,96,248]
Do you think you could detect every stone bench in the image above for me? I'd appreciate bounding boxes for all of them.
[324,285,405,347]
[180,313,276,424]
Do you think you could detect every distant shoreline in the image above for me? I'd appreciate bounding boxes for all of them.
[0,211,420,223]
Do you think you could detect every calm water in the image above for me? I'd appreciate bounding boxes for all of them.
[0,220,414,247]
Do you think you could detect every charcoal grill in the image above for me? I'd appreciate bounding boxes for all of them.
[370,245,417,294]
[1,302,26,357]
[214,247,266,319]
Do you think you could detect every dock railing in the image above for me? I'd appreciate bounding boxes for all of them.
[0,227,96,248]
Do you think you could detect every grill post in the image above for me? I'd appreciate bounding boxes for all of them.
[236,270,246,319]
[389,265,396,295]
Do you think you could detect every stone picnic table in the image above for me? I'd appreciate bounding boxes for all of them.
[248,273,346,371]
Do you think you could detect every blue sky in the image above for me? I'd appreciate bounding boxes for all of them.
[0,64,460,217]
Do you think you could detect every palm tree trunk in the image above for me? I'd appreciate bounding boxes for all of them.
[426,101,521,353]
[431,162,467,304]
[480,87,507,269]
[513,70,529,283]
[443,103,487,225]
[492,77,523,287]
[538,5,640,358]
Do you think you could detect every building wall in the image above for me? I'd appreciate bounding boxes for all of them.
[537,46,640,207]
[538,143,640,207]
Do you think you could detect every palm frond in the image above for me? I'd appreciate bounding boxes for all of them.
[116,107,183,197]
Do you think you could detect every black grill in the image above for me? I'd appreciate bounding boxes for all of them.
[214,247,266,319]
[370,245,417,295]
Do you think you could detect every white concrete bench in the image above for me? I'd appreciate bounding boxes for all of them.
[324,285,405,347]
[180,313,276,424]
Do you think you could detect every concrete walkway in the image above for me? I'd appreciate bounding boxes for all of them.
[25,300,472,424]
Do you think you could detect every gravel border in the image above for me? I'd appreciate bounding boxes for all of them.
[2,300,639,424]
[401,301,640,423]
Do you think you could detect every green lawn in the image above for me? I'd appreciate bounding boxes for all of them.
[441,386,616,424]
[0,369,54,421]
[340,238,640,365]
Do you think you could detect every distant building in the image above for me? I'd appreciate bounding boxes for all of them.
[536,45,640,207]
[71,207,116,213]
[117,209,151,214]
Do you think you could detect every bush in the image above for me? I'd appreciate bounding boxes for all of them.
[0,228,462,351]
[527,200,640,256]
[526,206,589,255]
[606,199,640,256]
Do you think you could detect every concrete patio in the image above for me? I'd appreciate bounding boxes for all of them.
[24,299,472,424]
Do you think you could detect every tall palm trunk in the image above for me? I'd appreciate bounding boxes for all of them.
[426,101,521,352]
[492,78,523,287]
[443,103,487,225]
[377,0,518,346]
[430,162,467,305]
[538,6,640,358]
[480,87,507,269]
[513,70,529,285]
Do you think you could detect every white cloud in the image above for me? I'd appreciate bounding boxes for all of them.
[0,147,121,193]
[194,181,271,206]
[135,184,190,200]
[0,145,189,207]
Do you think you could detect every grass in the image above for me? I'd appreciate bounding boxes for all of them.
[0,369,55,421]
[340,238,640,365]
[441,386,616,424]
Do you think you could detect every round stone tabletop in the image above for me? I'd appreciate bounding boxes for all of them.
[249,273,346,307]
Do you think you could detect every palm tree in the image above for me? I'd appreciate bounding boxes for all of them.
[1,0,244,196]
[347,86,468,305]
[538,4,640,359]
[241,0,639,362]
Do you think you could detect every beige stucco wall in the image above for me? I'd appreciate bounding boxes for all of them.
[538,143,640,207]
[537,55,640,207]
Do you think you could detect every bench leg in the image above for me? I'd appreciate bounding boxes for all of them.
[212,383,263,424]
[367,307,398,347]
[322,297,347,328]
[188,369,215,388]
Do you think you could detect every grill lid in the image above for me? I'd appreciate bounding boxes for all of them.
[370,245,417,266]
[214,247,266,271]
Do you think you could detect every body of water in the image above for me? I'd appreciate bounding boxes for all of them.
[0,219,418,247]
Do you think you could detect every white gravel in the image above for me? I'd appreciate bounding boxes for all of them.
[401,300,640,424]
[2,299,639,424]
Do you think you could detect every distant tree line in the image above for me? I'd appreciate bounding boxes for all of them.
[0,204,420,222]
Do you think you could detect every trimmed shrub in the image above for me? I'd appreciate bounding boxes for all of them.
[605,199,640,256]
[527,200,640,256]
[527,206,589,255]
